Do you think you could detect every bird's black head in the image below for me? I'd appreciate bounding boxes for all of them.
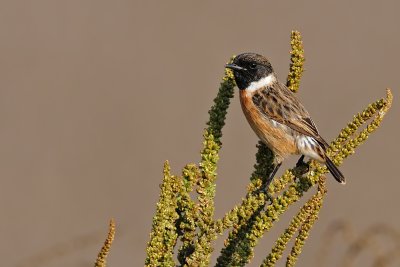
[226,53,274,90]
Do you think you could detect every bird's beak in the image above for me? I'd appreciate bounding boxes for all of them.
[225,63,245,71]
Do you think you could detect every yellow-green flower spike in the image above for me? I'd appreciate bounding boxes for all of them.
[94,219,116,267]
[177,164,200,265]
[145,161,180,267]
[206,56,236,145]
[329,88,393,156]
[286,31,305,93]
[185,131,219,266]
[285,177,327,267]
[261,186,322,267]
[286,208,320,267]
[216,141,274,266]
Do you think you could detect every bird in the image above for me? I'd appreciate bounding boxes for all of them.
[225,53,345,188]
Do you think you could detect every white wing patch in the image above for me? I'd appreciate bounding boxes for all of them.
[296,135,324,162]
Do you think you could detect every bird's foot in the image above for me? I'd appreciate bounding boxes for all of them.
[295,155,310,176]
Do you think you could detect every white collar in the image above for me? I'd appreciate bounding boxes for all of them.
[246,73,276,93]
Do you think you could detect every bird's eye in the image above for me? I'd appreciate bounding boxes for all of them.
[249,63,257,69]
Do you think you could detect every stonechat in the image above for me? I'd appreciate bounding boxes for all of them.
[226,53,345,187]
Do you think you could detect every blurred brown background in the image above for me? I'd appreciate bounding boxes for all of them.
[1,1,399,266]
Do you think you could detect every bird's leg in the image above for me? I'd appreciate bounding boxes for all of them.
[295,155,310,177]
[266,162,282,188]
[296,155,305,167]
[262,162,282,203]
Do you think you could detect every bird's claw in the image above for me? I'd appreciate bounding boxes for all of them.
[295,155,310,176]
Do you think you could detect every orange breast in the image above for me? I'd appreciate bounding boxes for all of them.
[239,90,298,161]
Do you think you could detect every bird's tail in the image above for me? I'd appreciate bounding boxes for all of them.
[325,156,346,184]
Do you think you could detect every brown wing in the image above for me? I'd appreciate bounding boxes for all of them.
[252,82,330,148]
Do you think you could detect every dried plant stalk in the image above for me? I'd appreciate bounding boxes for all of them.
[94,219,116,267]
